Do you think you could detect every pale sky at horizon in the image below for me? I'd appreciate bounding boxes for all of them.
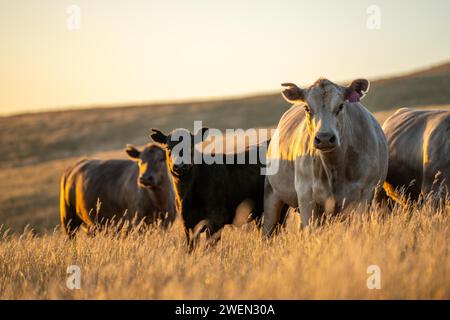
[1,0,450,115]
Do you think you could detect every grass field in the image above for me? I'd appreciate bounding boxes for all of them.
[0,105,449,299]
[0,63,449,299]
[0,202,448,299]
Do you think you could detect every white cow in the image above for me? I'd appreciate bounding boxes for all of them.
[263,78,388,236]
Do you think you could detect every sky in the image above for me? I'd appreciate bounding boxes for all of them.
[0,0,449,115]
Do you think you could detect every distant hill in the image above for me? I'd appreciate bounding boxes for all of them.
[363,61,450,111]
[0,94,286,169]
[1,61,449,169]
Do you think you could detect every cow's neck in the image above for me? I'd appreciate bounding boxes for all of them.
[171,167,197,210]
[315,148,345,192]
[172,174,191,202]
[141,187,161,210]
[166,171,181,215]
[141,178,170,212]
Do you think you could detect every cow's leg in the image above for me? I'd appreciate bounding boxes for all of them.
[278,205,290,229]
[298,193,314,229]
[204,220,225,248]
[421,164,448,209]
[262,182,284,238]
[294,169,315,228]
[373,182,393,210]
[60,197,84,239]
[185,227,193,251]
[189,219,209,251]
[268,204,290,236]
[189,212,228,251]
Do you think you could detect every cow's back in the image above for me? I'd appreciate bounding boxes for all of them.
[61,158,140,225]
[383,108,450,197]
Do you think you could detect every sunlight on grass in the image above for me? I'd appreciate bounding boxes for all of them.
[0,202,448,299]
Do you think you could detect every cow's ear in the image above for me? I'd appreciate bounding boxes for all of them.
[344,79,369,102]
[194,127,210,142]
[150,128,168,144]
[125,144,141,160]
[281,83,305,103]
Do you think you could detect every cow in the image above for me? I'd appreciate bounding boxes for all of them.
[382,107,450,206]
[150,127,275,249]
[60,143,179,237]
[262,78,388,237]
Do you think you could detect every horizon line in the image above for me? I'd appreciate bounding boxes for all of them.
[2,58,449,118]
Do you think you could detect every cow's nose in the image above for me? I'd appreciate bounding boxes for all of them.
[139,175,156,187]
[173,163,188,171]
[314,132,337,150]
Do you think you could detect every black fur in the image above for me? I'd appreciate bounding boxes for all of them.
[151,128,267,249]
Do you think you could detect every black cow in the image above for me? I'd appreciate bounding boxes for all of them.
[151,127,277,249]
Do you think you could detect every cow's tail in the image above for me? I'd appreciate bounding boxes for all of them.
[59,172,80,238]
[383,182,408,208]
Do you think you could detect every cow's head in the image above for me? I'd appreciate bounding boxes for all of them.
[126,143,168,189]
[281,78,369,152]
[150,127,209,176]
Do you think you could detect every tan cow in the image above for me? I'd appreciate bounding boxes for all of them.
[382,108,450,206]
[60,143,179,236]
[263,78,388,236]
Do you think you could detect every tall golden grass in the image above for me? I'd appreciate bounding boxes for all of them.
[1,105,449,299]
[0,202,448,299]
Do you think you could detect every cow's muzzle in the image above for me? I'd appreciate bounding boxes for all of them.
[314,132,338,151]
[139,176,158,188]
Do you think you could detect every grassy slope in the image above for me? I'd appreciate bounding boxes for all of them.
[363,62,450,112]
[0,61,449,233]
[0,95,285,170]
[0,64,449,299]
[1,61,449,170]
[1,105,449,234]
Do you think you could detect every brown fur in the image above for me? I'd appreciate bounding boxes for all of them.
[60,143,178,236]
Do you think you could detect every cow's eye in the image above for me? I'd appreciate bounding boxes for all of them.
[304,105,311,114]
[336,103,344,114]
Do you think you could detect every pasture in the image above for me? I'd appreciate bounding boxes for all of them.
[0,202,448,299]
[1,104,448,233]
[1,1,449,302]
[1,62,450,299]
[0,103,449,299]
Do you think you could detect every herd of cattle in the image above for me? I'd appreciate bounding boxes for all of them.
[60,78,450,248]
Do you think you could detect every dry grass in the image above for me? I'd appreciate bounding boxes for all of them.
[0,101,449,299]
[0,202,448,299]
